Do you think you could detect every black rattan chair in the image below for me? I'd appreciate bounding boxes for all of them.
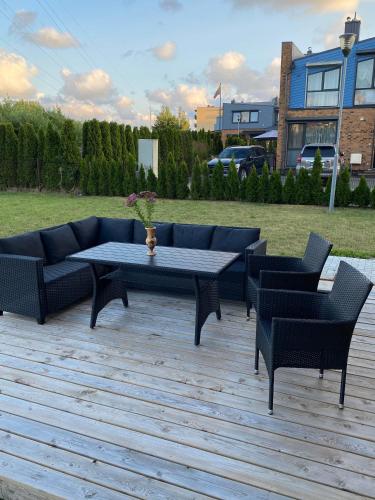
[247,232,332,316]
[255,261,373,415]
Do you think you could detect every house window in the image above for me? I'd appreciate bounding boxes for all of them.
[306,68,340,107]
[250,111,259,122]
[232,110,259,124]
[355,58,375,105]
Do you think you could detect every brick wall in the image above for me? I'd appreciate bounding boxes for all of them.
[276,42,294,169]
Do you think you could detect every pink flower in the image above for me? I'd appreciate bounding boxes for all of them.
[125,193,138,207]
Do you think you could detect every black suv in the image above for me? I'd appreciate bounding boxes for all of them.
[208,145,267,180]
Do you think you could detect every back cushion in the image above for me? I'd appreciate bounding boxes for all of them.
[173,224,215,250]
[41,225,81,264]
[133,220,173,246]
[70,216,99,249]
[98,218,134,244]
[0,231,46,261]
[210,227,260,259]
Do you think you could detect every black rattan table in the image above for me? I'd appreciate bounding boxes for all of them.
[68,242,240,345]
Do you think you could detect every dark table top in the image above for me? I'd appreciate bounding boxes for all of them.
[67,242,240,278]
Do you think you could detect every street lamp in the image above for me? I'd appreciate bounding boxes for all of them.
[328,32,357,212]
[237,115,241,137]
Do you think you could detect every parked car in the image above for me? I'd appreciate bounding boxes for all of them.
[208,146,267,181]
[296,144,343,178]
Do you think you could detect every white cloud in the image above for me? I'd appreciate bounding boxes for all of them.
[159,0,183,11]
[9,10,36,33]
[146,84,208,110]
[229,0,359,12]
[313,17,346,50]
[0,49,38,98]
[57,98,111,120]
[151,41,176,60]
[61,68,115,102]
[115,95,136,120]
[24,27,79,48]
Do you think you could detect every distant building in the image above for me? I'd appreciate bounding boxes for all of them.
[277,16,375,171]
[214,100,278,143]
[194,106,220,131]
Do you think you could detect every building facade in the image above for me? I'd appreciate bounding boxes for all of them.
[277,18,375,171]
[194,106,220,131]
[214,100,278,143]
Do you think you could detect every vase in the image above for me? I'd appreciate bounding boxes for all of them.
[145,226,157,256]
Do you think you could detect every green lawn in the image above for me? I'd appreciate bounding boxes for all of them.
[0,192,374,258]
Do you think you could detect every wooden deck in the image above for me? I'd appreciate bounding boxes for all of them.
[0,285,374,499]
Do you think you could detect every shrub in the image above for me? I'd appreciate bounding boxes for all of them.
[211,160,225,200]
[371,187,375,209]
[200,162,211,199]
[111,161,124,196]
[110,122,122,162]
[239,177,247,201]
[310,150,323,205]
[125,125,136,158]
[246,166,258,202]
[157,161,168,198]
[86,119,103,159]
[324,175,333,206]
[17,123,38,188]
[176,160,189,199]
[166,152,176,199]
[282,169,295,204]
[98,158,110,195]
[313,147,323,170]
[87,158,99,195]
[268,170,282,204]
[295,168,311,205]
[190,156,201,200]
[257,162,269,202]
[147,168,158,192]
[61,119,81,192]
[336,164,351,207]
[80,158,90,194]
[100,121,113,161]
[137,165,147,192]
[225,159,240,200]
[0,123,18,188]
[43,122,61,191]
[353,176,370,207]
[123,154,137,195]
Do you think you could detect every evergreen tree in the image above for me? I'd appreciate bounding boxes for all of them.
[147,168,158,192]
[82,121,89,158]
[225,159,240,200]
[309,148,323,205]
[110,122,122,162]
[119,124,128,164]
[282,169,296,204]
[176,160,189,199]
[133,126,139,158]
[324,176,334,206]
[125,125,136,158]
[190,156,201,200]
[353,176,370,207]
[0,123,18,188]
[166,152,177,198]
[43,123,61,190]
[100,121,113,161]
[80,158,90,194]
[86,119,103,159]
[313,147,323,170]
[17,123,38,188]
[87,158,99,195]
[157,161,168,197]
[257,162,270,202]
[371,187,375,209]
[200,162,211,199]
[98,158,110,195]
[37,127,45,190]
[123,154,137,195]
[336,164,352,207]
[246,165,259,202]
[239,177,247,201]
[0,124,6,189]
[137,165,147,192]
[295,168,311,205]
[268,170,283,203]
[212,132,223,155]
[111,161,124,196]
[211,160,225,200]
[61,119,81,191]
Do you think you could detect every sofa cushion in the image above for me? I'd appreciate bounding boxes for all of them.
[133,220,173,247]
[173,224,215,250]
[221,259,245,279]
[41,224,81,265]
[98,218,134,244]
[43,260,90,283]
[70,216,98,249]
[0,231,46,261]
[210,227,260,258]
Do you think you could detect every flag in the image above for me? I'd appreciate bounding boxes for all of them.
[213,83,221,99]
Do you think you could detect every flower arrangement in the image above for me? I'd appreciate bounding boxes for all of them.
[125,191,157,228]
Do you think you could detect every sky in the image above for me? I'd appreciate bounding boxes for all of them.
[0,0,374,126]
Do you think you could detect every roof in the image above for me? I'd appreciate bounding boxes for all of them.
[253,129,278,140]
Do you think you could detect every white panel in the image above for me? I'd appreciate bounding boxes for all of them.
[350,153,362,165]
[138,139,158,176]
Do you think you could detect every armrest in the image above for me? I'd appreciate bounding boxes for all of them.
[272,318,354,352]
[257,288,327,320]
[260,270,320,291]
[246,239,267,256]
[248,254,302,278]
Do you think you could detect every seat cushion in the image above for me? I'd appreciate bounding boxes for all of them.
[173,224,215,250]
[41,225,81,265]
[210,227,260,258]
[221,260,245,281]
[70,216,98,249]
[43,260,90,283]
[133,220,173,246]
[0,231,46,261]
[98,218,134,244]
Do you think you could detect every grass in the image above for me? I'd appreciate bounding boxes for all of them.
[0,192,374,258]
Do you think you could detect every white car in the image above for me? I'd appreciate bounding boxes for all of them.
[296,144,343,177]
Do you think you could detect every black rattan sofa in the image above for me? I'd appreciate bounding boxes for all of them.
[0,217,267,324]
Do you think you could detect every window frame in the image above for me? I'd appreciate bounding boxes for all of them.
[231,110,259,124]
[305,67,341,108]
[354,57,375,107]
[250,110,259,123]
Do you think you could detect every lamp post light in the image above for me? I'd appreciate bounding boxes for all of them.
[329,32,357,212]
[237,115,241,137]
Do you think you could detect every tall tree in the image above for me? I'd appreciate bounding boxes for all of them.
[137,165,147,192]
[133,126,139,158]
[43,122,61,190]
[100,121,113,161]
[295,168,311,205]
[200,161,211,199]
[0,123,18,188]
[190,156,202,200]
[336,164,352,207]
[119,124,128,164]
[166,152,177,199]
[86,119,103,159]
[153,105,180,132]
[353,176,370,207]
[37,127,45,189]
[282,169,296,204]
[268,170,283,204]
[61,119,81,191]
[176,160,189,199]
[257,162,270,203]
[17,123,38,188]
[110,122,122,162]
[211,160,225,200]
[225,159,240,200]
[125,125,136,158]
[246,166,259,202]
[82,121,89,157]
[123,153,137,195]
[147,168,158,192]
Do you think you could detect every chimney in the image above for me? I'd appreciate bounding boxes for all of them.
[345,14,361,42]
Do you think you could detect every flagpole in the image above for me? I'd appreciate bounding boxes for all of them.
[220,84,222,131]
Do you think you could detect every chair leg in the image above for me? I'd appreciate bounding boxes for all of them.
[37,316,45,325]
[246,299,252,319]
[0,310,3,316]
[254,347,259,375]
[339,367,347,409]
[268,370,274,415]
[319,368,324,379]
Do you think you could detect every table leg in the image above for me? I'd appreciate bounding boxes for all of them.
[90,265,129,329]
[193,275,221,346]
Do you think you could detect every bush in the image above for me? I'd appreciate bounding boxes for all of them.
[98,159,110,195]
[190,156,201,200]
[295,168,311,205]
[157,161,168,198]
[336,165,351,207]
[225,159,240,200]
[268,170,282,203]
[61,119,81,192]
[211,160,225,200]
[0,123,18,188]
[257,162,269,202]
[371,187,375,209]
[123,154,137,195]
[87,158,99,195]
[200,162,211,199]
[282,169,295,204]
[100,121,113,161]
[147,168,158,192]
[137,165,147,192]
[110,122,122,162]
[166,152,177,199]
[246,166,258,202]
[80,158,90,194]
[43,122,61,191]
[110,161,124,196]
[310,150,323,205]
[18,123,38,188]
[353,176,370,207]
[324,175,334,206]
[176,161,189,199]
[239,177,247,201]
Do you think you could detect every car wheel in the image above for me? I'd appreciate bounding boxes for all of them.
[239,168,247,182]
